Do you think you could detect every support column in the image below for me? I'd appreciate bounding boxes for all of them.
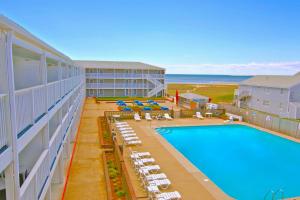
[5,31,21,200]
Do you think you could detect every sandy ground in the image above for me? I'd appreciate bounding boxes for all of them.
[63,98,107,200]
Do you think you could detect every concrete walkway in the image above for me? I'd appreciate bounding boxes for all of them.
[63,98,107,200]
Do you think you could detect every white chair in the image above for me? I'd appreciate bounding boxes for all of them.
[121,133,137,138]
[118,127,133,131]
[193,112,204,119]
[155,191,182,200]
[148,179,171,190]
[116,124,130,128]
[145,173,167,182]
[134,113,141,121]
[164,113,173,120]
[145,113,152,121]
[115,122,128,125]
[125,140,142,146]
[124,136,139,141]
[120,130,135,134]
[224,115,234,123]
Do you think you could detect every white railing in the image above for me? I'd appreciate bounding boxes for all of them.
[49,125,61,168]
[86,83,151,89]
[20,150,50,200]
[47,81,61,110]
[0,94,8,151]
[15,85,47,135]
[86,73,164,79]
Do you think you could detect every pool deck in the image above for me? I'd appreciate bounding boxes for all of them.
[116,118,234,200]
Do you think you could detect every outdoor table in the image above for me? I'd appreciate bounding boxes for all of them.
[205,112,213,118]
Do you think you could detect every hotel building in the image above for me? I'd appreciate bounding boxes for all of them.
[77,60,166,97]
[0,16,85,200]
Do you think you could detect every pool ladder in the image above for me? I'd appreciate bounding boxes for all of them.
[264,189,284,200]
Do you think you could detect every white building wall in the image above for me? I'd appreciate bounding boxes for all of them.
[0,16,86,200]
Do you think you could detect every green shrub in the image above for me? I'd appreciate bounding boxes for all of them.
[116,190,126,197]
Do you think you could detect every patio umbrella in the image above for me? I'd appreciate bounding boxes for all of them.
[117,100,125,104]
[147,100,154,103]
[123,107,132,111]
[143,107,152,111]
[137,102,144,106]
[160,106,169,111]
[175,90,179,105]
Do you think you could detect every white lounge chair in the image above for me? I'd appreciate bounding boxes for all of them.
[121,133,137,138]
[118,127,133,131]
[126,140,142,146]
[145,113,152,121]
[130,151,151,160]
[148,179,171,189]
[116,124,130,128]
[139,165,160,174]
[145,173,167,182]
[120,130,135,134]
[155,191,182,200]
[134,113,141,121]
[224,115,234,123]
[115,122,128,125]
[147,185,160,196]
[124,136,139,141]
[164,113,172,120]
[193,112,204,119]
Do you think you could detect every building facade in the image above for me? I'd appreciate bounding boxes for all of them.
[0,16,85,200]
[77,61,166,97]
[235,72,300,119]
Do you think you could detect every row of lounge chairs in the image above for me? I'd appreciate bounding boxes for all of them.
[115,121,182,199]
[129,149,181,200]
[116,122,142,145]
[134,113,173,121]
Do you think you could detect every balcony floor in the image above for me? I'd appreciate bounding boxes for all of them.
[63,98,107,200]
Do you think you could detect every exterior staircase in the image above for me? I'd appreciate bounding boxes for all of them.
[147,77,165,97]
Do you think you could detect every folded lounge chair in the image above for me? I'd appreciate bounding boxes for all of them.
[124,136,139,141]
[116,124,130,128]
[115,122,128,125]
[121,133,137,138]
[145,113,152,121]
[148,179,171,190]
[155,191,182,200]
[125,140,142,146]
[164,113,173,120]
[118,127,133,131]
[134,113,141,121]
[120,130,135,134]
[193,112,204,119]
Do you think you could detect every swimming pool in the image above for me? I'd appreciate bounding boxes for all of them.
[156,124,300,200]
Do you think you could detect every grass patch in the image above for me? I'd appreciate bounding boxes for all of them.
[96,96,164,101]
[167,84,238,103]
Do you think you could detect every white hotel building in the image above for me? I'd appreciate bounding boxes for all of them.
[77,60,166,97]
[0,16,85,200]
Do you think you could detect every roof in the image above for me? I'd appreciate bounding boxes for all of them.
[0,15,73,63]
[179,93,209,100]
[75,60,165,70]
[241,72,300,88]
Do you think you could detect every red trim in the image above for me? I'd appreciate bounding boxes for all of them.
[61,99,85,200]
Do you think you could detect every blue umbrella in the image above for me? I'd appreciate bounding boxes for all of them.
[143,107,152,111]
[151,102,159,106]
[134,100,140,104]
[160,106,169,111]
[137,102,144,106]
[117,102,127,106]
[117,100,125,104]
[123,107,132,111]
[147,100,154,103]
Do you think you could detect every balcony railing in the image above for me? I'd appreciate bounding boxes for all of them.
[49,125,62,169]
[86,83,154,89]
[86,73,164,79]
[0,94,8,152]
[19,150,50,200]
[15,85,47,136]
[47,81,61,110]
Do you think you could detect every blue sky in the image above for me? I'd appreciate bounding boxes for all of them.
[1,0,300,75]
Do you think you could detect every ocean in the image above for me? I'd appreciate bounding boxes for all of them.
[165,74,252,84]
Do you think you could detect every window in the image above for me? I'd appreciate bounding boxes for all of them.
[279,103,284,110]
[263,100,270,106]
[280,88,284,94]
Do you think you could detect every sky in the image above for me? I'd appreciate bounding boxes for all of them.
[1,0,300,75]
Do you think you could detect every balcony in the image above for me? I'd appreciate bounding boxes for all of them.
[86,83,153,89]
[0,94,8,153]
[19,150,50,200]
[86,73,164,79]
[15,85,47,137]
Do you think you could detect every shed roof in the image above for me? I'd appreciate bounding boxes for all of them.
[179,93,209,100]
[75,60,164,70]
[241,72,300,88]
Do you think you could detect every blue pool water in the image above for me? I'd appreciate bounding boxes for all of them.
[156,124,300,200]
